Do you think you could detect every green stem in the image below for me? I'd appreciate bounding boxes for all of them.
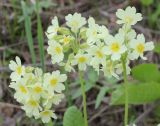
[65,81,72,106]
[122,59,128,126]
[79,71,88,126]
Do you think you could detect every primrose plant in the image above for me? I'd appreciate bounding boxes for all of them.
[9,57,67,123]
[9,6,154,126]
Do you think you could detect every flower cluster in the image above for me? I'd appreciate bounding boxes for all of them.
[46,6,154,79]
[9,57,67,123]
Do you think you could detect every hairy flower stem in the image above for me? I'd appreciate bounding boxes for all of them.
[79,71,88,126]
[122,58,128,126]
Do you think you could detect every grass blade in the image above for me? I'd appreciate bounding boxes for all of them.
[21,1,36,65]
[36,1,45,71]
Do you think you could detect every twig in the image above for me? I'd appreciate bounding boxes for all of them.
[0,41,26,51]
[89,106,109,123]
[0,102,21,109]
[129,102,160,126]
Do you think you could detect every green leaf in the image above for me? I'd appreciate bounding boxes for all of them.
[111,82,160,105]
[140,0,153,6]
[95,87,109,109]
[63,106,85,126]
[154,43,160,54]
[21,1,36,64]
[88,68,98,83]
[132,64,160,82]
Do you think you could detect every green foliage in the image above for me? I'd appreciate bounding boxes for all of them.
[63,106,85,126]
[154,43,160,54]
[140,0,153,6]
[111,82,160,105]
[153,105,160,122]
[36,1,45,71]
[132,63,160,82]
[19,0,55,23]
[45,120,54,126]
[111,63,160,105]
[95,87,109,109]
[148,4,160,28]
[21,1,36,64]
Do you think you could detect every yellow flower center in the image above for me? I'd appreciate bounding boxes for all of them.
[19,85,27,94]
[111,42,120,52]
[34,86,42,93]
[96,50,103,58]
[41,111,50,116]
[136,43,144,54]
[28,100,38,107]
[78,56,86,63]
[63,36,70,44]
[71,20,79,27]
[55,46,62,54]
[92,31,97,36]
[50,78,58,87]
[16,66,22,75]
[125,16,133,24]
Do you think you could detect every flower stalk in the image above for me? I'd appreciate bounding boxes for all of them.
[122,57,128,126]
[79,71,88,126]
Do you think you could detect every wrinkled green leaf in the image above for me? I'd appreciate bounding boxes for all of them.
[63,106,84,126]
[132,64,160,82]
[111,82,160,105]
[95,87,109,109]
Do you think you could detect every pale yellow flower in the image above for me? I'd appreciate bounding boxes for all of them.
[47,41,64,64]
[116,6,142,26]
[72,51,90,71]
[9,78,29,102]
[9,56,25,81]
[44,71,67,94]
[105,33,127,61]
[46,16,59,39]
[22,98,41,118]
[40,109,57,123]
[65,13,86,33]
[129,34,154,60]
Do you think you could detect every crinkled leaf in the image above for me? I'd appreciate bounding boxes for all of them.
[63,106,85,126]
[132,64,160,82]
[111,82,160,105]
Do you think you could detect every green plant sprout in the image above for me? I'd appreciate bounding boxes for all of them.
[9,6,154,126]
